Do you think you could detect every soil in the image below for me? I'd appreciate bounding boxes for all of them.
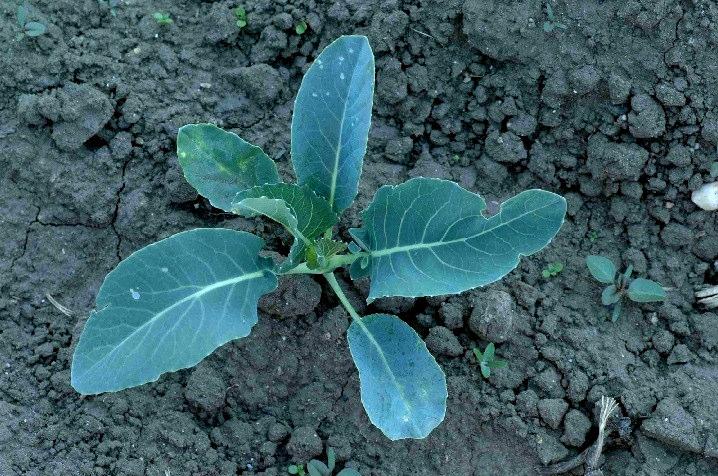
[1,0,718,475]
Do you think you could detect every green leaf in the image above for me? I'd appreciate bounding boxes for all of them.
[337,470,361,476]
[306,238,346,269]
[291,35,375,213]
[490,359,508,369]
[71,228,278,394]
[627,278,667,303]
[601,285,621,305]
[472,347,483,362]
[611,300,623,322]
[295,20,308,35]
[17,3,28,26]
[480,363,491,378]
[232,183,336,244]
[24,21,46,36]
[177,124,279,212]
[326,448,336,472]
[347,314,447,440]
[483,342,495,362]
[586,255,617,284]
[351,178,567,299]
[307,461,326,476]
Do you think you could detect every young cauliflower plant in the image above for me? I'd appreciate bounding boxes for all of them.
[586,255,667,321]
[71,36,567,440]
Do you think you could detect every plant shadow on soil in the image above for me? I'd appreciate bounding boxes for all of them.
[1,0,718,475]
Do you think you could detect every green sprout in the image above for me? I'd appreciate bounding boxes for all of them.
[290,448,361,476]
[16,2,46,37]
[543,1,567,33]
[152,11,173,25]
[473,343,508,378]
[586,255,667,322]
[588,230,598,242]
[295,20,308,35]
[542,261,564,278]
[233,6,247,29]
[69,36,567,441]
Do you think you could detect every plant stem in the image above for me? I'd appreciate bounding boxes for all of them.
[323,271,361,321]
[279,252,365,276]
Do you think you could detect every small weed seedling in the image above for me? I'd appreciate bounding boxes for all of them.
[289,448,360,476]
[542,261,564,278]
[543,1,567,33]
[473,343,507,378]
[588,230,598,242]
[295,20,308,35]
[586,255,666,321]
[71,36,567,440]
[152,11,173,25]
[16,2,46,38]
[233,6,247,29]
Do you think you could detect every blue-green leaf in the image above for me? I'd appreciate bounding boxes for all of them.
[351,178,567,299]
[291,35,375,213]
[71,228,278,394]
[601,284,621,305]
[627,278,667,303]
[347,313,447,440]
[232,183,337,244]
[177,124,279,212]
[586,255,617,284]
[24,21,46,37]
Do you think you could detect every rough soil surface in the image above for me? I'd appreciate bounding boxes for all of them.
[1,0,718,475]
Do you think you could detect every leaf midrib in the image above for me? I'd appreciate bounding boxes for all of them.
[77,270,267,379]
[354,317,424,437]
[328,47,364,209]
[369,197,560,258]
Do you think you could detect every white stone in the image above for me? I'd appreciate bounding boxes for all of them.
[692,181,718,211]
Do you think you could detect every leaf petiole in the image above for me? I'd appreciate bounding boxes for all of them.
[324,272,361,321]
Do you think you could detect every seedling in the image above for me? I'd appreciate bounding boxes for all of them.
[542,1,567,33]
[588,230,598,242]
[472,343,507,378]
[16,2,46,37]
[152,11,173,25]
[289,448,361,476]
[233,6,247,29]
[70,36,567,441]
[295,20,308,35]
[586,255,667,321]
[542,261,564,278]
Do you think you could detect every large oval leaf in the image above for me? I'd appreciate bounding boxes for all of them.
[351,178,567,299]
[177,123,279,212]
[347,313,447,440]
[71,228,278,394]
[232,183,337,244]
[291,35,375,213]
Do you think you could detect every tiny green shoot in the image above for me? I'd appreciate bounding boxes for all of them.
[542,261,564,278]
[233,6,247,29]
[152,11,173,25]
[290,448,361,476]
[588,230,598,242]
[16,2,46,38]
[70,35,567,441]
[295,20,308,35]
[288,464,305,476]
[543,1,567,33]
[586,255,667,322]
[473,343,508,379]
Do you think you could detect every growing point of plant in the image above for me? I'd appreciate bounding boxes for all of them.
[70,36,568,440]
